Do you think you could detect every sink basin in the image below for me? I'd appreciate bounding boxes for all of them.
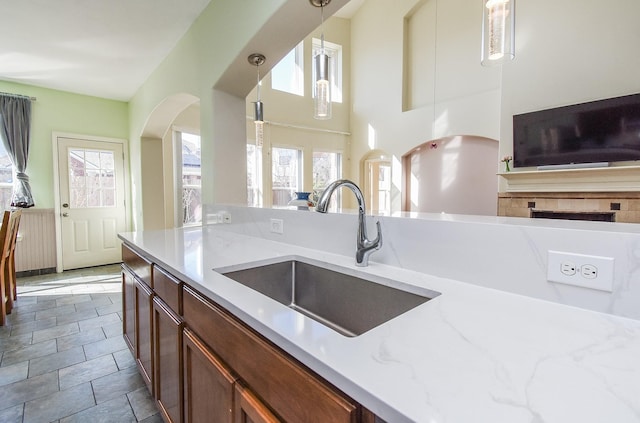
[220,259,440,337]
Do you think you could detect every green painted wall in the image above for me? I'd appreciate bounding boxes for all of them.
[0,81,128,209]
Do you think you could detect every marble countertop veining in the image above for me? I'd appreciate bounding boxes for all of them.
[119,226,640,423]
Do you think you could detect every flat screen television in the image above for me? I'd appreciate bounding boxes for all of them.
[513,93,640,168]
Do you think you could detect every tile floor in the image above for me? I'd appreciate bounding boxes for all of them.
[0,265,162,423]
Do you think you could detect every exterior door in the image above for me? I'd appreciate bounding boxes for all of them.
[56,137,126,270]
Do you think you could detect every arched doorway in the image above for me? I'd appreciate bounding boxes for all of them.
[139,93,200,230]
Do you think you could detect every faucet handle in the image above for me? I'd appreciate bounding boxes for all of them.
[372,220,382,249]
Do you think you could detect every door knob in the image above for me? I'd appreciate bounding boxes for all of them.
[62,212,69,217]
[62,203,69,208]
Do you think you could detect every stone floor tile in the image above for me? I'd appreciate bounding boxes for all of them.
[34,304,76,321]
[0,371,59,410]
[127,385,157,421]
[28,346,86,378]
[1,339,57,367]
[0,325,13,339]
[0,403,24,423]
[5,310,36,325]
[140,412,164,423]
[102,321,123,339]
[74,293,112,308]
[12,264,160,422]
[78,313,121,332]
[55,308,99,326]
[84,336,127,360]
[59,354,118,390]
[12,296,37,306]
[56,327,106,352]
[10,299,58,314]
[59,394,136,423]
[112,349,136,371]
[32,322,79,344]
[0,361,29,387]
[10,316,57,336]
[95,301,121,316]
[55,294,93,307]
[23,382,95,423]
[91,365,146,404]
[0,332,33,353]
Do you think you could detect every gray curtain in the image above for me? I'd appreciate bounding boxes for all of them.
[0,95,34,208]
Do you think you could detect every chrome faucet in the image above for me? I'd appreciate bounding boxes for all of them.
[315,179,382,267]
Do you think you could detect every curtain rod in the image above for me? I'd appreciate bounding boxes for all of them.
[0,92,37,101]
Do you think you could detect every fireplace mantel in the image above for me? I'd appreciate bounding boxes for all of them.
[499,165,640,192]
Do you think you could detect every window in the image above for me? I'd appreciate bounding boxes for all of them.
[271,41,304,96]
[272,147,302,206]
[247,144,262,207]
[177,132,201,225]
[313,151,342,210]
[312,38,343,103]
[68,149,116,208]
[0,142,12,209]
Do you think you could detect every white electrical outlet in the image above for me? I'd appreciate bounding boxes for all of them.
[547,251,614,292]
[270,218,284,234]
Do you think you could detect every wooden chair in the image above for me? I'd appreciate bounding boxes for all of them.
[0,209,21,326]
[7,209,21,304]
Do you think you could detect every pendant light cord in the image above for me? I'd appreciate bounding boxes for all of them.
[320,3,325,53]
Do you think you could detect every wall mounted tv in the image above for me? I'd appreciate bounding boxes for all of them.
[513,93,640,169]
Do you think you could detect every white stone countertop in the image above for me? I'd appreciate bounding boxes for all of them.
[119,226,640,423]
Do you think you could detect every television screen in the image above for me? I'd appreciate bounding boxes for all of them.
[513,93,640,168]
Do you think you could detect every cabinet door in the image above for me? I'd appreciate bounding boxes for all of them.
[122,266,136,353]
[183,286,358,423]
[183,328,236,423]
[135,279,154,394]
[234,383,281,423]
[154,297,184,423]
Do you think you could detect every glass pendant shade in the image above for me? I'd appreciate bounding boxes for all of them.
[314,53,331,120]
[481,0,515,66]
[254,100,264,147]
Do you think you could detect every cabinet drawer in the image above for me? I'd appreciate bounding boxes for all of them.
[122,244,153,288]
[153,266,182,315]
[183,286,358,423]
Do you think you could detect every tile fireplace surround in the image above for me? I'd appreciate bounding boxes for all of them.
[498,192,640,223]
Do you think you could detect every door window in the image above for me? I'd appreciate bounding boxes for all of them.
[68,149,116,208]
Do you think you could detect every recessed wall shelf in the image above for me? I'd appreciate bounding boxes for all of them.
[499,165,640,192]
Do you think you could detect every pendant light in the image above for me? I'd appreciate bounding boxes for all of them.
[310,0,332,120]
[248,53,266,146]
[481,0,515,66]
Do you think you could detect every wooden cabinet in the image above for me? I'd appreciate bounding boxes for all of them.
[234,383,281,423]
[183,328,236,423]
[183,285,358,423]
[135,279,154,393]
[122,244,154,395]
[122,242,384,423]
[121,266,136,353]
[154,297,184,423]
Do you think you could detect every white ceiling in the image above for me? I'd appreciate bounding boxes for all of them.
[0,0,212,101]
[0,0,363,102]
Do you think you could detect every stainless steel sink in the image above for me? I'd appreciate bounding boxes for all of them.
[220,259,440,337]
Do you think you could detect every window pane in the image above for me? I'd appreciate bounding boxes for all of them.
[313,151,342,210]
[181,133,201,225]
[0,138,13,198]
[271,42,304,96]
[272,147,302,206]
[67,149,116,208]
